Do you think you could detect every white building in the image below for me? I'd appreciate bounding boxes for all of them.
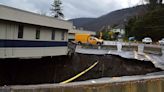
[111,29,125,35]
[111,25,125,35]
[0,5,73,59]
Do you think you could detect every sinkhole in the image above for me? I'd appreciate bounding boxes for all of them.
[0,53,162,86]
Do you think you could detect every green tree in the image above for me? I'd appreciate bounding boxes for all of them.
[125,7,164,41]
[145,0,163,4]
[125,17,138,37]
[145,0,163,9]
[51,0,64,19]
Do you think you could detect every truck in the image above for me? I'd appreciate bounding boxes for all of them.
[75,34,103,45]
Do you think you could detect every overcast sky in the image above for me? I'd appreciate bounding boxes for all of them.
[0,0,144,19]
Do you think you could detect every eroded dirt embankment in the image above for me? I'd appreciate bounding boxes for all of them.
[0,53,161,86]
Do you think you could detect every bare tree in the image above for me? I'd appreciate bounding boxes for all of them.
[51,0,64,19]
[145,0,163,4]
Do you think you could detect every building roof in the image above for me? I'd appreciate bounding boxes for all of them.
[0,4,73,30]
[114,24,125,29]
[69,29,96,35]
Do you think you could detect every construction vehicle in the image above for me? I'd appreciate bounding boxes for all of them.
[75,34,103,45]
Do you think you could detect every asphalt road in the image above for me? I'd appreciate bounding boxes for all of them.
[75,42,164,70]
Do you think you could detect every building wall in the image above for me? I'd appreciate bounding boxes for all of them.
[0,22,68,41]
[40,28,51,41]
[0,22,17,39]
[0,20,68,58]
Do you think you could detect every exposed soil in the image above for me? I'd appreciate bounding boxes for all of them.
[0,53,161,86]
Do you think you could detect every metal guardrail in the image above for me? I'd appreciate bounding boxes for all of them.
[77,42,163,55]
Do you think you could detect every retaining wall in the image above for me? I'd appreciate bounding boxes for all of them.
[0,75,164,92]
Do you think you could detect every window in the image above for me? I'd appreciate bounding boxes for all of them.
[18,24,24,38]
[36,28,40,39]
[51,30,55,40]
[90,37,94,40]
[61,31,65,40]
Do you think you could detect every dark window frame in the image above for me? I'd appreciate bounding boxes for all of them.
[18,24,24,38]
[61,31,65,40]
[36,27,40,39]
[51,30,55,40]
